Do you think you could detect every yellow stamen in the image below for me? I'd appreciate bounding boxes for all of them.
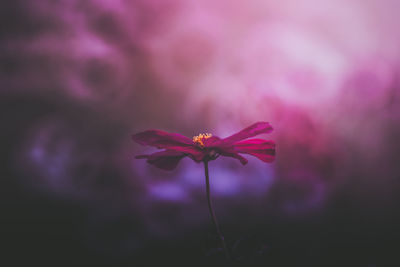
[193,133,212,147]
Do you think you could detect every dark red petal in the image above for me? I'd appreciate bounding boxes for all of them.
[221,122,273,145]
[235,138,275,149]
[203,136,222,147]
[132,130,193,149]
[219,150,248,165]
[165,146,205,161]
[135,150,186,170]
[235,139,276,163]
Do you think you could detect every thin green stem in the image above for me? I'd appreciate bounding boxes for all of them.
[204,160,231,260]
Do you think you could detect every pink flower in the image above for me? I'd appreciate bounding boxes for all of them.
[132,122,276,170]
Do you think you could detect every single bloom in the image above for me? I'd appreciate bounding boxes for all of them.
[132,122,276,170]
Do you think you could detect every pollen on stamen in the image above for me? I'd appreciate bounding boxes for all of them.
[193,133,212,147]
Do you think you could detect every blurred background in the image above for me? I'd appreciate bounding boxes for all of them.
[1,0,400,266]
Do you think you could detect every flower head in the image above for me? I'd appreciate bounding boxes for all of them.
[132,122,275,170]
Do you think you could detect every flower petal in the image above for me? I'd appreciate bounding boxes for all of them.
[135,150,186,170]
[203,136,222,147]
[165,146,205,162]
[132,130,193,149]
[235,139,276,163]
[218,149,248,165]
[221,122,273,145]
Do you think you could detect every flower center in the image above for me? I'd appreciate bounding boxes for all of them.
[193,133,212,147]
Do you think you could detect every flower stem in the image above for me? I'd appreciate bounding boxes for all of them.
[203,160,231,260]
